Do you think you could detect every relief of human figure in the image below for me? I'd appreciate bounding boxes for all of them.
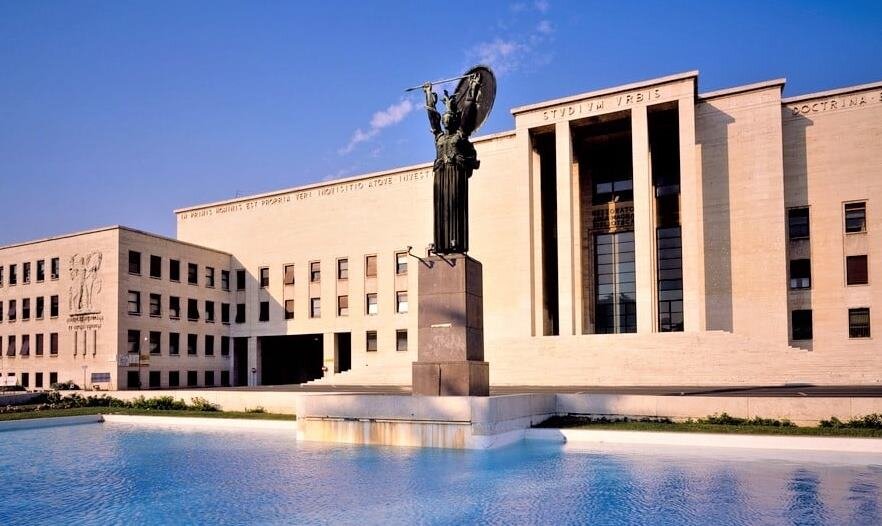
[69,255,85,312]
[68,251,102,312]
[82,252,102,310]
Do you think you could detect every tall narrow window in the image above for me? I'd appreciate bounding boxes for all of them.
[337,259,348,280]
[205,301,215,322]
[221,270,230,290]
[187,299,199,320]
[284,265,295,285]
[149,294,161,317]
[129,251,141,274]
[788,208,810,240]
[36,333,44,356]
[127,330,140,353]
[849,308,871,338]
[221,303,230,324]
[789,259,811,289]
[9,299,17,321]
[205,267,215,287]
[221,336,230,356]
[337,295,349,317]
[205,335,215,356]
[187,334,198,355]
[36,296,44,319]
[22,298,30,320]
[50,295,59,318]
[149,255,162,278]
[310,298,321,318]
[20,335,29,356]
[236,269,246,290]
[149,331,161,355]
[236,303,246,324]
[310,262,321,282]
[0,266,4,286]
[366,331,378,352]
[595,232,637,334]
[50,333,58,355]
[7,335,15,356]
[9,264,16,285]
[365,255,377,278]
[845,202,867,233]
[846,255,869,285]
[128,291,141,315]
[36,260,45,282]
[170,259,181,282]
[169,296,181,319]
[396,329,408,352]
[284,300,295,320]
[259,301,270,322]
[169,333,180,355]
[50,258,59,280]
[188,263,198,285]
[366,293,378,315]
[169,371,180,387]
[396,291,408,314]
[395,252,408,275]
[791,310,813,341]
[259,267,270,288]
[23,262,31,284]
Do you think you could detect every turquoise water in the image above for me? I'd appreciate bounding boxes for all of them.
[1,423,880,525]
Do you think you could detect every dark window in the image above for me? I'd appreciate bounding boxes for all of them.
[169,371,180,387]
[127,371,140,389]
[205,335,214,356]
[0,302,3,322]
[9,264,16,285]
[396,329,408,352]
[6,335,15,356]
[50,295,58,317]
[284,265,295,285]
[149,255,162,278]
[221,270,230,290]
[221,303,230,324]
[128,291,141,315]
[20,335,29,356]
[169,333,180,355]
[129,251,141,274]
[791,310,813,341]
[221,370,230,387]
[221,336,230,356]
[9,299,16,321]
[0,266,3,287]
[149,331,161,355]
[205,301,215,322]
[657,227,683,332]
[259,301,270,322]
[187,370,197,387]
[22,298,30,320]
[169,296,181,319]
[236,269,246,290]
[846,255,869,285]
[284,300,294,320]
[396,252,408,275]
[49,372,57,386]
[236,303,246,324]
[788,208,810,240]
[187,334,197,355]
[50,333,58,355]
[149,293,161,317]
[849,308,871,338]
[366,293,378,315]
[188,263,198,285]
[205,370,215,387]
[789,259,811,289]
[845,202,867,233]
[21,372,29,388]
[128,330,141,353]
[337,296,348,316]
[310,262,321,282]
[596,231,637,334]
[149,371,160,388]
[365,255,377,278]
[23,262,30,284]
[310,298,320,318]
[36,296,44,319]
[51,258,60,280]
[187,298,199,320]
[36,260,45,282]
[170,259,181,282]
[337,259,348,280]
[396,291,408,314]
[259,267,269,288]
[35,333,44,356]
[35,372,43,388]
[205,267,215,288]
[366,331,378,352]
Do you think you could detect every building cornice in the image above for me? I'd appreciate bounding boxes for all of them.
[782,79,882,104]
[698,78,786,100]
[0,225,231,255]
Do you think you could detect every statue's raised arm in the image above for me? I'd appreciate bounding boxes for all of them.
[458,74,482,137]
[423,83,442,137]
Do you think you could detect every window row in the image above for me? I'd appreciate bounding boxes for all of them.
[787,201,867,241]
[263,252,410,289]
[365,329,409,353]
[791,308,872,340]
[0,258,60,287]
[4,371,59,389]
[127,251,229,289]
[127,292,238,323]
[788,255,869,290]
[0,296,59,323]
[286,292,410,320]
[126,330,231,357]
[2,333,59,356]
[128,369,230,389]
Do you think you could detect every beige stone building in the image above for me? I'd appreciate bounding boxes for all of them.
[2,71,880,389]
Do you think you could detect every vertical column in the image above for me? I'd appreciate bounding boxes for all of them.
[678,98,705,331]
[322,332,335,378]
[631,106,656,333]
[247,336,260,386]
[526,130,544,336]
[555,121,575,336]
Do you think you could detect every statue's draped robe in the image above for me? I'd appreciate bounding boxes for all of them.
[427,93,480,254]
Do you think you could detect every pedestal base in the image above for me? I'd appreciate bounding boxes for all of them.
[412,361,489,396]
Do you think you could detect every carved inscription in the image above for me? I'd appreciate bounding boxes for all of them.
[788,91,882,116]
[67,313,103,332]
[542,88,663,121]
[592,206,634,231]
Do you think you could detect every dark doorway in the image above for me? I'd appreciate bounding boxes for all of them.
[534,131,559,336]
[127,370,140,389]
[259,334,324,385]
[335,332,351,373]
[233,337,248,386]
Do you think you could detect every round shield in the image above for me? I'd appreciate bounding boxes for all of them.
[453,65,496,134]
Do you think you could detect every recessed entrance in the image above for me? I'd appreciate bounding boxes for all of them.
[335,332,351,374]
[233,337,248,386]
[259,334,324,385]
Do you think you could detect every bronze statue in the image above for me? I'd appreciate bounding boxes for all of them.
[419,66,496,255]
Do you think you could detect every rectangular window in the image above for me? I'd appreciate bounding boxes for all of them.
[221,303,230,324]
[169,371,180,388]
[35,333,44,356]
[284,264,295,285]
[595,232,637,334]
[221,336,230,356]
[6,335,14,356]
[205,335,215,356]
[849,308,871,338]
[205,266,215,288]
[656,227,684,332]
[9,264,16,285]
[310,262,321,282]
[149,371,160,388]
[21,373,29,388]
[23,262,31,284]
[337,259,348,280]
[36,296,44,319]
[149,294,162,317]
[50,295,58,318]
[788,207,810,240]
[188,263,198,285]
[396,329,408,352]
[22,298,30,320]
[0,302,3,322]
[0,266,3,287]
[789,259,811,290]
[187,299,199,320]
[365,255,377,277]
[221,270,230,290]
[221,370,230,387]
[366,293,378,315]
[36,259,45,282]
[284,300,295,320]
[259,301,270,322]
[259,267,269,288]
[49,372,58,386]
[187,334,197,355]
[236,269,246,290]
[149,255,162,278]
[35,372,43,388]
[170,259,181,282]
[128,330,140,353]
[396,252,408,275]
[50,333,58,355]
[205,370,215,387]
[205,301,215,323]
[337,295,349,317]
[51,258,60,280]
[129,251,141,274]
[20,335,29,356]
[187,370,197,387]
[845,202,867,233]
[128,291,141,315]
[396,291,408,314]
[366,331,378,352]
[236,303,246,324]
[9,299,17,321]
[846,255,869,285]
[791,309,813,341]
[169,333,180,355]
[149,331,161,355]
[169,296,181,319]
[310,298,321,318]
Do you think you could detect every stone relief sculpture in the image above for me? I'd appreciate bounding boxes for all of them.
[69,251,103,313]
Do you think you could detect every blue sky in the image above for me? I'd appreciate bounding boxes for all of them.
[2,0,881,244]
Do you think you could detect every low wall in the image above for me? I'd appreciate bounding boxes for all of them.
[0,414,103,432]
[81,390,299,414]
[0,392,41,406]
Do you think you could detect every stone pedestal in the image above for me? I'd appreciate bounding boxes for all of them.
[412,254,489,396]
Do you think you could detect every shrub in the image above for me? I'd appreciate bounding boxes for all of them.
[821,414,882,429]
[130,396,187,411]
[50,381,80,391]
[246,406,266,414]
[698,413,794,427]
[189,397,218,412]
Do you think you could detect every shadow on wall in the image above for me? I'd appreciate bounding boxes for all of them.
[697,106,735,332]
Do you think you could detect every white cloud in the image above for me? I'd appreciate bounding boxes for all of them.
[534,0,550,13]
[536,20,553,35]
[339,98,414,155]
[469,38,527,75]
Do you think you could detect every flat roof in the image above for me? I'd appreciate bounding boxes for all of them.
[0,225,231,255]
[782,79,882,104]
[698,78,786,100]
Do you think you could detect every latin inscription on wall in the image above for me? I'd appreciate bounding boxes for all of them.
[788,90,882,116]
[540,88,664,123]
